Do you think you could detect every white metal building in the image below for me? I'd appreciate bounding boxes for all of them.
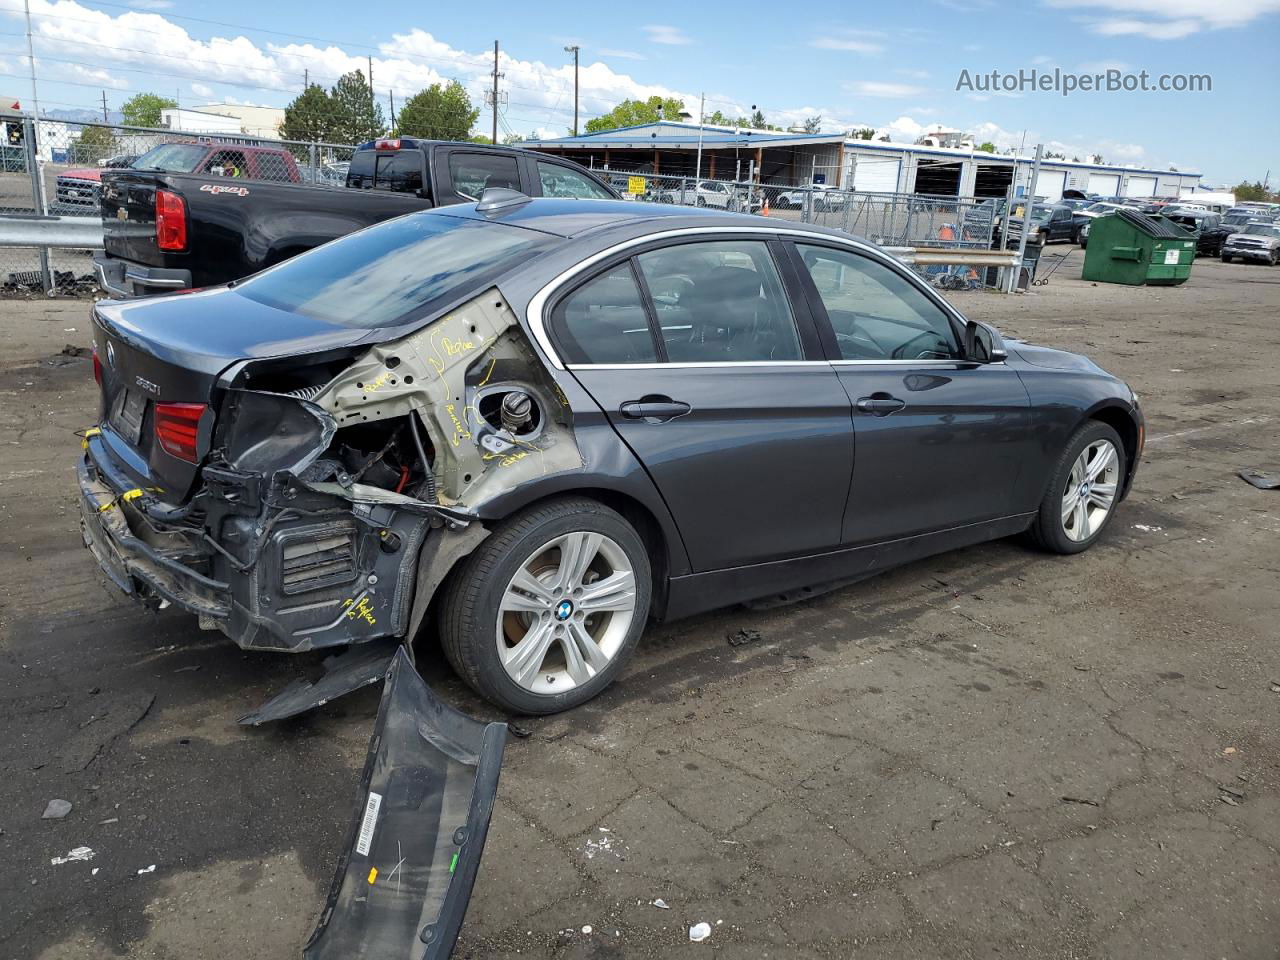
[159,108,242,136]
[523,121,1203,200]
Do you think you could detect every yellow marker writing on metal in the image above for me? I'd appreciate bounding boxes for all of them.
[367,866,378,885]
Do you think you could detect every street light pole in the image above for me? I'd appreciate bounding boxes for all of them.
[564,45,580,136]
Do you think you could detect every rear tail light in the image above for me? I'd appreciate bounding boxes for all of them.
[92,345,102,385]
[374,138,401,150]
[154,402,206,462]
[155,189,187,251]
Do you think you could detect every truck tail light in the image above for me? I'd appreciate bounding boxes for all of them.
[92,345,102,385]
[374,138,401,150]
[155,189,187,251]
[154,402,205,462]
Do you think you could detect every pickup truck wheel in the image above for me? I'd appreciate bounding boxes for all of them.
[438,497,652,714]
[1221,254,1232,263]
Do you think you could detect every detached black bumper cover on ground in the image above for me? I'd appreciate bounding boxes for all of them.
[305,648,507,960]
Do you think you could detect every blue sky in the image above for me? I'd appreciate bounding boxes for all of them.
[0,0,1276,184]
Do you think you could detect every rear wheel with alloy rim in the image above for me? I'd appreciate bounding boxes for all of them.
[1027,421,1126,554]
[438,497,651,714]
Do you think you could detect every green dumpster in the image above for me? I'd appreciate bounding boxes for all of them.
[1082,208,1196,286]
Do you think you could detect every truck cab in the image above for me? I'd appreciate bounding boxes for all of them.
[345,138,617,206]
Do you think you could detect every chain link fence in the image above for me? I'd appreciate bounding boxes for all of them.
[587,160,1007,290]
[0,114,358,296]
[1,115,1012,297]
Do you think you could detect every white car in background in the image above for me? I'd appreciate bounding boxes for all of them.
[655,179,761,213]
[1079,201,1126,219]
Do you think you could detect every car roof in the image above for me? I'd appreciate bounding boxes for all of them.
[424,197,805,240]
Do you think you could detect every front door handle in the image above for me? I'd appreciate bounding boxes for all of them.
[856,394,906,416]
[620,396,691,423]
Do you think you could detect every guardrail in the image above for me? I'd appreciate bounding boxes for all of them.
[884,246,1021,267]
[0,214,104,249]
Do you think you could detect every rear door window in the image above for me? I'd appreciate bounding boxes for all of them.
[636,240,802,363]
[448,152,521,200]
[551,265,659,364]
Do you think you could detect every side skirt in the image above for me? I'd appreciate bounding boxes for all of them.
[660,514,1034,621]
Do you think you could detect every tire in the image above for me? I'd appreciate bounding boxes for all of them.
[438,497,652,714]
[1221,254,1232,263]
[1026,421,1126,555]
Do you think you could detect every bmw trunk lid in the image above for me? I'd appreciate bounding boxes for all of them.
[91,286,373,501]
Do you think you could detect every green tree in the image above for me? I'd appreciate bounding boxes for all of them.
[976,140,997,153]
[396,80,478,141]
[73,125,117,164]
[1233,181,1276,202]
[502,133,524,145]
[849,127,876,140]
[584,96,685,134]
[281,84,340,143]
[330,69,385,143]
[121,92,177,128]
[802,115,822,133]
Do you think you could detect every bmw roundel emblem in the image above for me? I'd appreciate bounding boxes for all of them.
[105,341,115,368]
[554,599,574,622]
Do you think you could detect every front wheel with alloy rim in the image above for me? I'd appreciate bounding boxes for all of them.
[438,497,652,714]
[1027,420,1126,554]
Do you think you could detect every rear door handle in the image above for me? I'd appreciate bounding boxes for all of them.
[856,395,906,416]
[620,396,691,423]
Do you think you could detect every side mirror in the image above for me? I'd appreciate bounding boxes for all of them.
[964,320,1008,363]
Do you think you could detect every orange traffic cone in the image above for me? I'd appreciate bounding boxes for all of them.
[762,198,770,217]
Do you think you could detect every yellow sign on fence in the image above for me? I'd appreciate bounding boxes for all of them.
[627,176,646,196]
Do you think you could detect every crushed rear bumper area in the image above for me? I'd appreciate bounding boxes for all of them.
[79,432,433,653]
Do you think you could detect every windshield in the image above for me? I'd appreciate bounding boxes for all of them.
[1029,204,1054,221]
[234,214,559,329]
[130,143,208,173]
[1085,203,1115,214]
[1243,224,1280,237]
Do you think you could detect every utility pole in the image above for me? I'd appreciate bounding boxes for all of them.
[694,92,705,180]
[389,89,396,133]
[304,68,308,89]
[23,0,41,123]
[563,44,580,136]
[490,41,502,144]
[367,57,376,139]
[100,89,109,123]
[1008,142,1043,293]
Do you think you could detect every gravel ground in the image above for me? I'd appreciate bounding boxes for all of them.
[1,251,1278,959]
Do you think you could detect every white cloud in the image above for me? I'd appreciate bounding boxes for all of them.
[127,0,173,8]
[595,48,646,61]
[190,82,214,98]
[810,29,885,54]
[1031,54,1053,65]
[642,25,691,45]
[895,69,931,79]
[1045,0,1280,38]
[70,63,127,88]
[849,81,927,98]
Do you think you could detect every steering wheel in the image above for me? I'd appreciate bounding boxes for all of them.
[891,332,948,360]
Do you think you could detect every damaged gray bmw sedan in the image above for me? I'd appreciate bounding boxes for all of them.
[79,193,1143,714]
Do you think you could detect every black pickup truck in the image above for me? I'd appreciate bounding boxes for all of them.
[93,138,618,297]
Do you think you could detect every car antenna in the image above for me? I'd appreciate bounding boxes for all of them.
[476,187,532,213]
